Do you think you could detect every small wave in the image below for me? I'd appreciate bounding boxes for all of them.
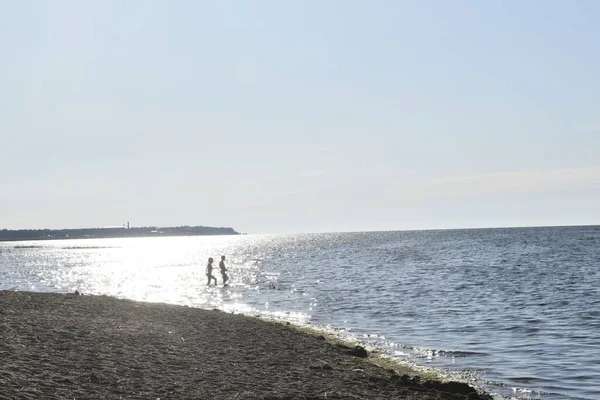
[437,350,490,357]
[62,246,118,250]
[257,280,288,290]
[501,325,541,334]
[409,347,489,358]
[580,310,600,319]
[507,376,550,383]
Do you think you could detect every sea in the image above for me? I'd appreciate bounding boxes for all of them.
[1,226,599,399]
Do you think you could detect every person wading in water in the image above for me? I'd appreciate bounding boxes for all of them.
[219,255,229,285]
[206,257,217,286]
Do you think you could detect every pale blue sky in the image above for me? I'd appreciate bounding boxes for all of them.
[1,1,599,233]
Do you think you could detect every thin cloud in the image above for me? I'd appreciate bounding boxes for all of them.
[429,165,600,197]
[582,124,600,132]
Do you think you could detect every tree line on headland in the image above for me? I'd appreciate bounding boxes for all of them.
[0,226,240,242]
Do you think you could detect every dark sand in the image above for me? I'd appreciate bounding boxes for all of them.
[0,291,492,399]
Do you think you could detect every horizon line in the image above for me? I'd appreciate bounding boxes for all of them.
[2,223,598,236]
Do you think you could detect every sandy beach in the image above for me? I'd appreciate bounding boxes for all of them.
[0,291,491,399]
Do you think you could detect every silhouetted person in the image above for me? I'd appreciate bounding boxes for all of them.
[219,255,229,285]
[206,257,217,285]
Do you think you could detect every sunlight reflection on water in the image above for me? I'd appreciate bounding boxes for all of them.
[1,235,312,324]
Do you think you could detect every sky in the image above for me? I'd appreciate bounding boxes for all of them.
[1,0,599,234]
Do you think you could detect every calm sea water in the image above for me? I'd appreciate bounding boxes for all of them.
[1,226,599,399]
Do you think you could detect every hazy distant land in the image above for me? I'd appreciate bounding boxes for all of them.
[0,225,239,242]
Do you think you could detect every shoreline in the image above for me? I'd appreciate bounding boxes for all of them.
[0,290,492,399]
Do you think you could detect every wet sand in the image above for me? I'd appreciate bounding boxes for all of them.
[0,291,491,399]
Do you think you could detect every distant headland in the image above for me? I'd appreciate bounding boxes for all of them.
[0,225,240,242]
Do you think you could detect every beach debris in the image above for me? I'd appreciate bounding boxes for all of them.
[423,380,481,397]
[346,346,368,358]
[89,373,100,384]
[334,343,368,358]
[309,361,333,370]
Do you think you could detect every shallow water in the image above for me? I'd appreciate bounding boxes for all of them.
[1,226,599,399]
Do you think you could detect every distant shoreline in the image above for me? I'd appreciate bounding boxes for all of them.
[0,225,239,242]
